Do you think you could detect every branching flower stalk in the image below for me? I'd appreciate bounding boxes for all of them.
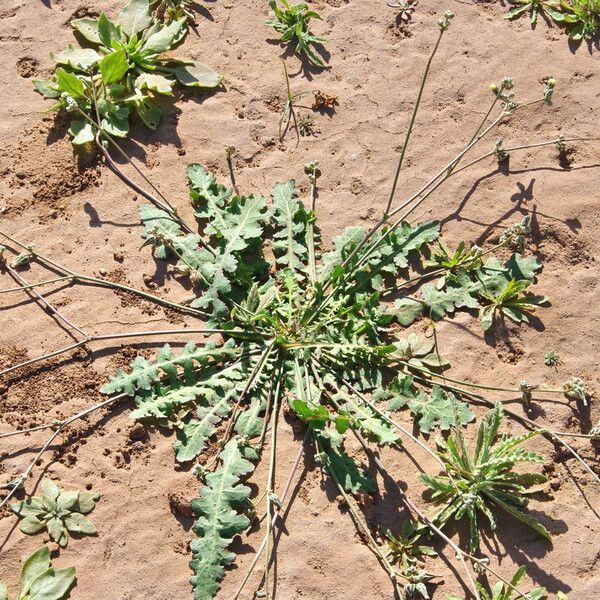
[2,11,596,600]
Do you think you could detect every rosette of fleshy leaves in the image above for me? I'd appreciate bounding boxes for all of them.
[33,0,221,145]
[10,480,99,548]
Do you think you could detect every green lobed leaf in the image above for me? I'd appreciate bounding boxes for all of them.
[407,386,474,433]
[174,397,232,462]
[190,439,256,600]
[315,429,375,493]
[271,180,309,273]
[101,341,238,396]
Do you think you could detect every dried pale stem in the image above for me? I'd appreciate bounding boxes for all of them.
[318,97,549,308]
[0,275,73,294]
[0,328,249,378]
[307,171,319,283]
[226,147,240,196]
[75,97,195,235]
[0,228,209,319]
[232,439,306,600]
[5,264,88,339]
[384,27,445,216]
[263,370,282,600]
[450,136,600,178]
[222,343,276,443]
[0,392,127,510]
[313,433,404,596]
[397,360,566,395]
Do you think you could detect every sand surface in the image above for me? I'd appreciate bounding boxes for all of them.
[1,0,599,598]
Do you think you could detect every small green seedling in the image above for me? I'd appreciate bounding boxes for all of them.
[152,0,196,23]
[0,546,76,600]
[298,113,315,136]
[11,480,99,548]
[33,0,221,145]
[388,0,419,23]
[446,566,568,599]
[478,278,548,331]
[266,0,328,67]
[386,520,438,599]
[424,241,483,288]
[422,403,550,552]
[504,0,566,25]
[544,350,562,367]
[279,61,308,142]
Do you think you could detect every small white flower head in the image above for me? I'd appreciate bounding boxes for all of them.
[543,77,557,103]
[438,10,454,30]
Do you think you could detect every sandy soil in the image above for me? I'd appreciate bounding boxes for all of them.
[1,0,599,598]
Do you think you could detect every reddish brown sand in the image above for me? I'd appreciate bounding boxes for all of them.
[1,0,599,598]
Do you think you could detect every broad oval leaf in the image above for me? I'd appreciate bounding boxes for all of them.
[54,68,85,98]
[64,513,96,534]
[68,120,95,145]
[28,566,76,600]
[100,49,130,85]
[140,19,187,58]
[50,45,101,71]
[71,17,102,44]
[135,72,174,95]
[117,0,152,38]
[168,62,222,89]
[19,516,47,535]
[19,547,51,598]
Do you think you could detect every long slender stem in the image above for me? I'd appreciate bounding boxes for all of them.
[232,439,306,600]
[75,97,196,236]
[5,264,88,339]
[384,27,445,216]
[395,359,566,395]
[318,97,547,305]
[222,343,276,443]
[0,275,73,294]
[263,368,282,600]
[449,136,600,178]
[0,328,253,378]
[306,168,319,283]
[0,229,209,319]
[0,392,127,510]
[313,433,404,596]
